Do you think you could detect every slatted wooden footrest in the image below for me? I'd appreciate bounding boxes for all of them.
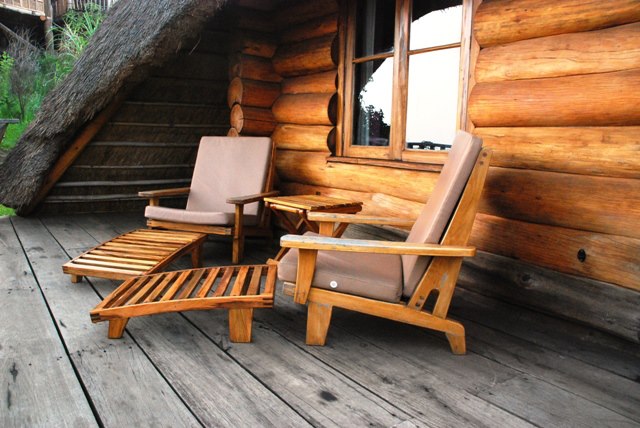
[90,264,277,342]
[63,229,207,282]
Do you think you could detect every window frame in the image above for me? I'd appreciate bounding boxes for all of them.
[337,0,473,164]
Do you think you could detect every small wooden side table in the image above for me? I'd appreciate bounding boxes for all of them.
[264,194,363,261]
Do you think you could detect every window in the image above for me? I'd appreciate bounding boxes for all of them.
[341,0,471,162]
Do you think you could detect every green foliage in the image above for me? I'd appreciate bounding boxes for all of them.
[0,204,15,217]
[0,3,105,150]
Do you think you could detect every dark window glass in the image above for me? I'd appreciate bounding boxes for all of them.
[355,0,395,57]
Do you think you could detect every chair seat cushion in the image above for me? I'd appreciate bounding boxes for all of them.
[278,233,403,303]
[145,206,259,226]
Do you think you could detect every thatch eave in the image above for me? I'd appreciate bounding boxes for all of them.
[0,0,227,215]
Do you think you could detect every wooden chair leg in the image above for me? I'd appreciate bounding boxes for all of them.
[191,244,203,268]
[306,301,333,346]
[71,274,83,283]
[232,236,244,264]
[229,308,253,343]
[107,318,129,339]
[445,332,466,355]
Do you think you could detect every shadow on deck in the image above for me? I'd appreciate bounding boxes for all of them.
[1,213,639,427]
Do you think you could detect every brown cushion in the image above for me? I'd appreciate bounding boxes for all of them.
[186,136,272,217]
[144,206,259,226]
[278,233,403,303]
[401,131,482,297]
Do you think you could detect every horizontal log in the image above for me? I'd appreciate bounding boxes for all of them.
[280,13,338,44]
[469,69,640,127]
[458,250,640,343]
[272,93,337,125]
[227,77,281,108]
[475,23,640,82]
[475,127,640,179]
[470,213,640,291]
[228,54,282,83]
[276,0,339,28]
[230,31,277,58]
[474,0,640,47]
[480,167,640,239]
[275,150,438,203]
[281,71,337,94]
[272,124,334,152]
[279,182,423,221]
[273,35,338,77]
[230,104,276,136]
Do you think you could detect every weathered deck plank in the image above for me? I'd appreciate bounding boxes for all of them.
[3,213,639,428]
[0,218,97,427]
[11,216,202,428]
[73,214,410,427]
[47,215,317,427]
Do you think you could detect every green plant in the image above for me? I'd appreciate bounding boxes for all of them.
[0,3,105,150]
[0,204,15,217]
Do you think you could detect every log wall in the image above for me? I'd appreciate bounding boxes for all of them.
[226,4,279,137]
[463,0,640,340]
[268,0,640,341]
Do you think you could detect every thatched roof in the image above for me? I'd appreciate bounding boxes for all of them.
[0,0,226,214]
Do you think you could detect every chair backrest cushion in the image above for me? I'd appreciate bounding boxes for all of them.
[186,136,272,216]
[401,131,483,297]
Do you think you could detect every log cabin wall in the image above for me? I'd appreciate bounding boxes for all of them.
[226,1,280,136]
[463,0,640,342]
[269,0,640,341]
[39,12,234,214]
[271,0,432,221]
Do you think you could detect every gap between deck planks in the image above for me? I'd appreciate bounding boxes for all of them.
[0,218,97,427]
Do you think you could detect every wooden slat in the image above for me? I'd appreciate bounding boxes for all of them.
[129,275,167,306]
[176,269,206,300]
[112,277,152,307]
[80,254,158,266]
[246,266,263,296]
[196,267,221,298]
[69,258,152,271]
[213,267,236,297]
[230,266,250,296]
[144,272,179,303]
[160,271,192,301]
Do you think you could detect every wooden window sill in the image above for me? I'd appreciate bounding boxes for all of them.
[327,156,444,172]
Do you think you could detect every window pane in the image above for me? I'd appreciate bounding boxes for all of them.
[355,0,395,57]
[405,48,460,150]
[410,1,462,50]
[352,59,393,147]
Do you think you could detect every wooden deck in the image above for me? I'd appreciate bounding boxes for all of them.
[1,213,639,427]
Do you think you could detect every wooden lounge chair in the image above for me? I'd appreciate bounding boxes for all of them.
[91,264,277,342]
[278,131,491,354]
[140,136,278,264]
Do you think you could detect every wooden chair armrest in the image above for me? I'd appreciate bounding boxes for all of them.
[280,235,475,257]
[307,212,414,227]
[226,190,279,205]
[138,187,191,198]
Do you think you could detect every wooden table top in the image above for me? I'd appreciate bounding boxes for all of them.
[264,194,363,211]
